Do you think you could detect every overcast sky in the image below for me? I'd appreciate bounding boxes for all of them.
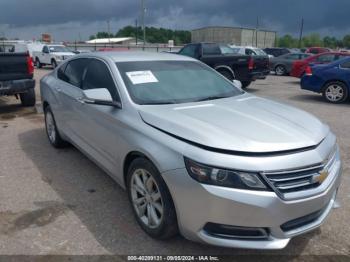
[0,0,349,41]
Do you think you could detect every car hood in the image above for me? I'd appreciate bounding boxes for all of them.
[139,94,329,153]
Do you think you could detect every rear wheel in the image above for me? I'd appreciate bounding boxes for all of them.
[218,69,234,81]
[275,65,286,76]
[44,105,69,148]
[322,82,348,103]
[19,88,36,106]
[241,81,252,88]
[127,158,178,239]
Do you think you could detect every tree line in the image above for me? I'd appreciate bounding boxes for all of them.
[277,33,350,49]
[89,26,191,45]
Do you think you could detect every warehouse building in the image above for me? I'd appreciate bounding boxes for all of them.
[191,26,276,48]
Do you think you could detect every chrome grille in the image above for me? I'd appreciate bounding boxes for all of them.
[262,147,337,199]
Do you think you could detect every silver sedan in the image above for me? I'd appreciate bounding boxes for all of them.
[40,51,342,249]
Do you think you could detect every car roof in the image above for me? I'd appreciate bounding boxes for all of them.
[77,51,196,62]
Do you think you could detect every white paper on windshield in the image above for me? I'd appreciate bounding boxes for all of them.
[126,70,158,85]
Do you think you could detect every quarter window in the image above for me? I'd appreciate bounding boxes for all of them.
[63,58,89,87]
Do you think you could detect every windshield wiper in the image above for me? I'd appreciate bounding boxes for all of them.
[194,95,231,102]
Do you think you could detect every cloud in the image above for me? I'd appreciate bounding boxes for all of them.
[0,0,349,41]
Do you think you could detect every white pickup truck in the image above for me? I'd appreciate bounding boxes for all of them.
[33,45,75,68]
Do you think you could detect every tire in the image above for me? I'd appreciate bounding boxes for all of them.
[44,105,69,148]
[275,65,286,76]
[19,88,36,106]
[218,69,234,81]
[241,81,252,88]
[35,58,42,69]
[127,158,178,239]
[51,59,57,69]
[322,81,348,104]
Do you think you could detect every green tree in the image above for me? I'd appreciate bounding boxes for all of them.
[343,35,350,48]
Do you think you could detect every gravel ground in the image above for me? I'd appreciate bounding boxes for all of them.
[0,68,349,258]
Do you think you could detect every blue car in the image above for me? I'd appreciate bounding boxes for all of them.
[301,57,350,103]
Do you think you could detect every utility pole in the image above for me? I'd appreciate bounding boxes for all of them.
[298,18,304,48]
[135,19,138,45]
[255,16,259,47]
[141,0,146,45]
[107,20,111,43]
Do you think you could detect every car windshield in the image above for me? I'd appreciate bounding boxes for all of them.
[49,46,71,52]
[116,61,243,105]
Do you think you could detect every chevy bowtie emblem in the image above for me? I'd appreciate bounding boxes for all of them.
[312,170,329,184]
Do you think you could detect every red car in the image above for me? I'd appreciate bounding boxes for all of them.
[305,47,331,54]
[290,52,350,78]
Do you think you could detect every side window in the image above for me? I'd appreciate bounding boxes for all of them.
[57,62,68,82]
[245,49,255,56]
[43,46,49,53]
[300,54,310,59]
[285,54,299,60]
[179,45,197,58]
[316,54,335,63]
[340,61,350,69]
[64,59,89,87]
[82,59,119,101]
[202,44,220,55]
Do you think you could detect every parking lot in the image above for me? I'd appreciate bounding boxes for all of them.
[0,68,349,256]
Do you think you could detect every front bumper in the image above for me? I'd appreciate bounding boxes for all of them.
[162,152,342,250]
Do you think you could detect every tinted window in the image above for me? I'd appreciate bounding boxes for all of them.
[202,44,221,55]
[340,61,350,69]
[64,59,89,87]
[82,59,119,101]
[179,45,198,58]
[245,49,256,56]
[57,62,68,82]
[316,54,335,63]
[43,46,49,53]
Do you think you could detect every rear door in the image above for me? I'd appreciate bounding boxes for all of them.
[55,58,89,141]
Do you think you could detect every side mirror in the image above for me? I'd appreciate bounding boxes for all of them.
[232,79,243,90]
[82,88,121,108]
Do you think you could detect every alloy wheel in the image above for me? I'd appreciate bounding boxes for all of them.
[45,111,56,144]
[325,84,344,102]
[130,168,163,229]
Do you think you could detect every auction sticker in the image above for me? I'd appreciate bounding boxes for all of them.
[126,70,159,85]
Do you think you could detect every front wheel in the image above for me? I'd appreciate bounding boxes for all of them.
[322,81,348,103]
[35,58,42,68]
[275,65,286,76]
[218,70,234,81]
[127,158,178,239]
[52,59,57,69]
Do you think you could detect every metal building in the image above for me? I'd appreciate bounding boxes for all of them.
[191,26,276,48]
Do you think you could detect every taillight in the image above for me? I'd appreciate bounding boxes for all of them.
[305,65,312,76]
[248,57,254,70]
[27,56,34,75]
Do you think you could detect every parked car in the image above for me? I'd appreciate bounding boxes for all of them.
[301,57,350,103]
[305,47,332,55]
[179,43,270,88]
[290,52,350,78]
[263,48,291,57]
[33,44,75,68]
[270,53,311,76]
[41,51,342,250]
[0,52,35,106]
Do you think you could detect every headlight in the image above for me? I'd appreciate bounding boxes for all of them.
[184,158,269,191]
[55,55,63,60]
